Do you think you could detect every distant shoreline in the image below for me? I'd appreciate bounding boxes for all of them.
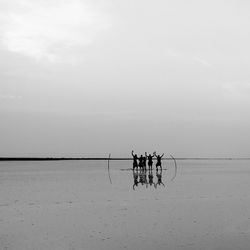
[1,157,250,161]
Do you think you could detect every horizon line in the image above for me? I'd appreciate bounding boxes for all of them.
[1,157,250,161]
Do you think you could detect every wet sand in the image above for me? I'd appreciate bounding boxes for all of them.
[1,160,250,250]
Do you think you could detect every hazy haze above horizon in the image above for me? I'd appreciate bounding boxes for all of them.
[1,0,250,157]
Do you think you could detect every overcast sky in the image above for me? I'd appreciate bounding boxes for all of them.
[1,0,250,157]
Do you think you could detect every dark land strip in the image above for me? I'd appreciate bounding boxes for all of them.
[1,157,250,161]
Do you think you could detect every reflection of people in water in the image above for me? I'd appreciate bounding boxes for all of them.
[133,168,167,189]
[133,168,148,189]
[146,152,155,170]
[154,152,164,171]
[139,168,148,187]
[148,169,155,186]
[133,169,139,190]
[154,169,165,188]
[131,150,139,170]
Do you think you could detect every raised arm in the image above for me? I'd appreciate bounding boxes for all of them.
[161,153,164,158]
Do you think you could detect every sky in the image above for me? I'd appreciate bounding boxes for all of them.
[0,0,250,157]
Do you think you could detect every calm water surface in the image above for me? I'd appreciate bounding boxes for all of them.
[0,160,250,250]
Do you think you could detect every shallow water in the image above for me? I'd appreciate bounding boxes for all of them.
[0,160,250,250]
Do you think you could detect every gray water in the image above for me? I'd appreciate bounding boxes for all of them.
[0,160,250,250]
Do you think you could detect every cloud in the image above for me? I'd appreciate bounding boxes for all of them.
[0,94,22,100]
[192,56,212,67]
[166,48,212,67]
[0,0,110,63]
[222,82,250,101]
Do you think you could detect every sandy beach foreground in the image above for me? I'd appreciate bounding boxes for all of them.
[1,160,250,250]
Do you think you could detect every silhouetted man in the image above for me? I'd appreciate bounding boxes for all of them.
[142,152,147,170]
[154,152,164,171]
[138,155,144,170]
[131,150,139,170]
[146,152,154,170]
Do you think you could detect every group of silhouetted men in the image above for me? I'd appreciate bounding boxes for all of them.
[131,150,164,170]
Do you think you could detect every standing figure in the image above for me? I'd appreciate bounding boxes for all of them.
[154,152,164,171]
[146,152,154,170]
[142,152,147,170]
[131,150,139,170]
[138,155,144,170]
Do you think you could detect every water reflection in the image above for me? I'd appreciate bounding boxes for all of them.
[148,169,154,187]
[133,169,165,190]
[155,169,165,188]
[133,169,148,189]
[133,169,139,190]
